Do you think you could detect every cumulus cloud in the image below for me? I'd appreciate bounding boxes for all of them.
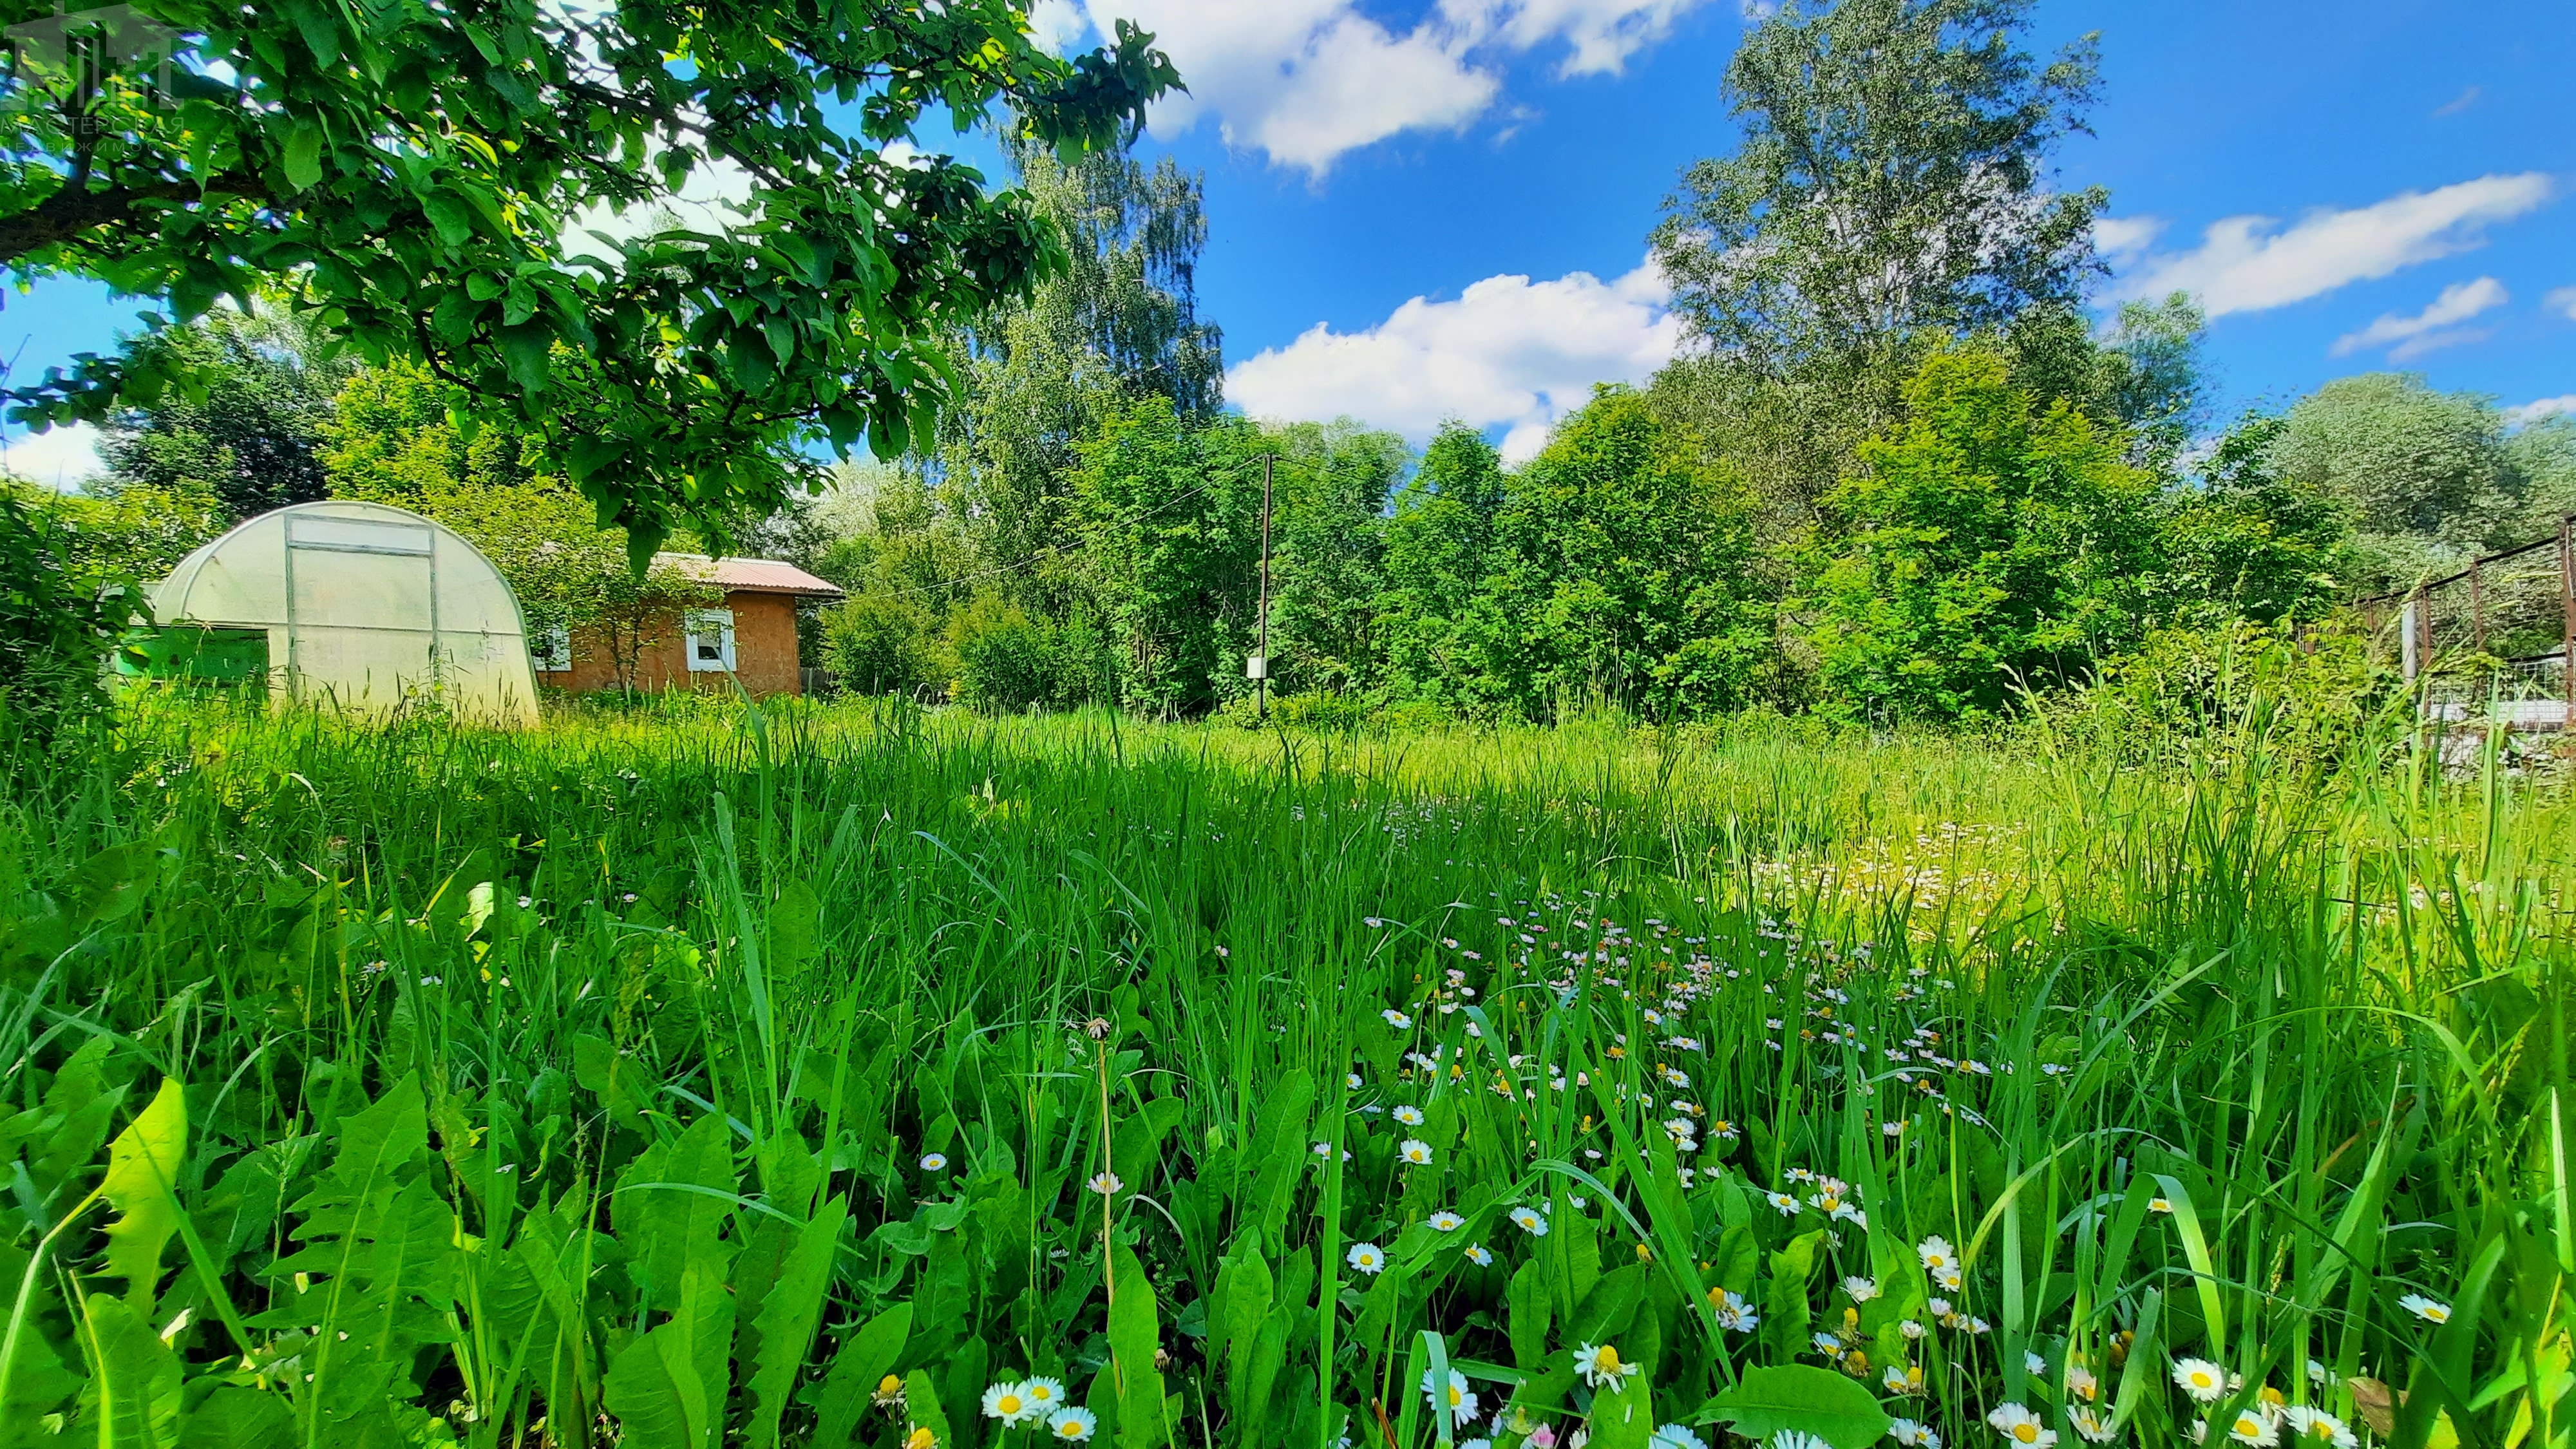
[1061,0,1716,173]
[2508,395,2576,427]
[2548,285,2576,322]
[1226,258,1680,462]
[2107,173,2555,317]
[2091,214,2164,266]
[1,422,106,487]
[2330,276,2508,361]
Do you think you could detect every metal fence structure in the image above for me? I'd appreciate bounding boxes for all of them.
[2354,513,2576,734]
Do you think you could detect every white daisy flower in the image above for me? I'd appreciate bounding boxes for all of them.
[1986,1403,2058,1448]
[1346,1242,1386,1274]
[2397,1293,2451,1324]
[983,1381,1036,1423]
[2278,1407,2356,1449]
[1572,1342,1641,1391]
[2172,1358,2227,1403]
[1428,1211,1464,1232]
[1419,1368,1478,1423]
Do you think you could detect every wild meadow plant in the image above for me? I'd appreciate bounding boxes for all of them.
[0,689,2565,1448]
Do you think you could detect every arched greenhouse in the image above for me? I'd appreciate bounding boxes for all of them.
[149,500,540,726]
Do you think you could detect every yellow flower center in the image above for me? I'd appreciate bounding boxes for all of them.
[2014,1425,2040,1443]
[1594,1347,1622,1372]
[1058,1422,1084,1440]
[999,1396,1023,1415]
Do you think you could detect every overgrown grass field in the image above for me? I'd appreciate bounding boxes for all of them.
[1,692,2568,1449]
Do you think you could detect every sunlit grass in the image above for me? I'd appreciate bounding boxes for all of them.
[0,689,2566,1449]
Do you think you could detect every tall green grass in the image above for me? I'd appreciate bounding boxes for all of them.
[0,688,2565,1449]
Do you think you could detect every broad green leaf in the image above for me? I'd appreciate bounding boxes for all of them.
[1587,1369,1656,1449]
[604,1288,737,1449]
[74,1296,180,1448]
[1761,1229,1824,1363]
[281,120,325,193]
[768,879,820,974]
[1507,1260,1551,1370]
[1696,1365,1893,1449]
[812,1301,911,1444]
[1218,1247,1272,1423]
[616,1115,739,1314]
[97,1077,187,1314]
[175,1385,296,1448]
[744,1195,846,1449]
[1109,1244,1169,1449]
[902,1368,949,1447]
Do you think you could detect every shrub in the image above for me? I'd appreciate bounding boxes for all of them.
[2055,616,2403,768]
[0,490,133,751]
[822,592,945,698]
[947,593,1059,713]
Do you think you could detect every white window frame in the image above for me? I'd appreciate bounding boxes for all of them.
[685,607,737,672]
[529,625,572,673]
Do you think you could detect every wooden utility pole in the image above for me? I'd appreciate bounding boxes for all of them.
[1255,453,1274,721]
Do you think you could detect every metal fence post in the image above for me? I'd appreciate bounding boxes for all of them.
[2561,512,2574,718]
[2468,557,2485,655]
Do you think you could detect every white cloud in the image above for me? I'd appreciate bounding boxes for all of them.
[2091,214,2164,266]
[2108,173,2555,317]
[2508,395,2576,427]
[1028,0,1089,52]
[1441,0,1709,77]
[2432,85,2479,118]
[1226,258,1680,462]
[1065,0,1716,173]
[1,422,105,487]
[2548,285,2576,322]
[2330,275,2508,361]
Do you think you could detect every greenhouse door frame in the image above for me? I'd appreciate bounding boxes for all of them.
[281,510,442,701]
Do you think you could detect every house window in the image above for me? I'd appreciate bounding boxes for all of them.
[529,626,572,673]
[685,607,736,672]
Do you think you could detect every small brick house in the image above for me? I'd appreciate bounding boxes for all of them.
[530,554,844,697]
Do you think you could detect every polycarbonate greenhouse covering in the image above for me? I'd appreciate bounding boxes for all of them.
[151,500,541,727]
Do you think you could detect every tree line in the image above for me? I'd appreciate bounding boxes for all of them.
[14,0,2575,728]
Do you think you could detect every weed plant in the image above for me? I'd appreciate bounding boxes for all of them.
[0,687,2566,1449]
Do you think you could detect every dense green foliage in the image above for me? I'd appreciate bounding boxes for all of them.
[1,0,1178,555]
[1806,348,2156,722]
[0,692,2567,1448]
[93,303,354,520]
[0,490,129,743]
[1647,0,2107,515]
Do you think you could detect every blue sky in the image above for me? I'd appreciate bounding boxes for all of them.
[6,0,2572,480]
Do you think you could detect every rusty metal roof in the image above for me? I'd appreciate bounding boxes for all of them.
[658,553,846,599]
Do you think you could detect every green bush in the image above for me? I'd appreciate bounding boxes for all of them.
[2054,616,2403,768]
[822,592,946,699]
[947,593,1059,713]
[0,490,132,751]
